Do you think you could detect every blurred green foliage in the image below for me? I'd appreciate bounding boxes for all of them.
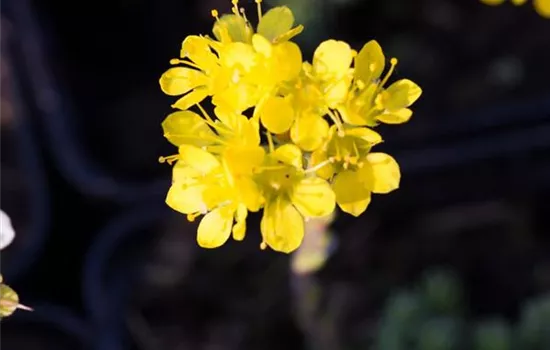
[372,269,550,350]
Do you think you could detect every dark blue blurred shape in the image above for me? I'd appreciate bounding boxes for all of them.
[82,205,169,350]
[1,302,91,350]
[3,0,169,203]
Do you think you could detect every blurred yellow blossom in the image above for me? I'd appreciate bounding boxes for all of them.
[480,0,550,18]
[158,0,422,253]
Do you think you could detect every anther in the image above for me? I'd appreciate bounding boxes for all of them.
[187,212,201,222]
[260,241,267,250]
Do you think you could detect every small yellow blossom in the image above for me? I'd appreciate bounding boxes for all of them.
[159,0,422,253]
[480,0,550,18]
[256,144,335,252]
[332,152,401,216]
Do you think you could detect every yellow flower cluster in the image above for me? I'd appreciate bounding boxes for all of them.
[481,0,550,18]
[159,0,422,253]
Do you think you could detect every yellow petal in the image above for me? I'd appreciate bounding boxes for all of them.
[235,177,264,212]
[310,148,334,179]
[366,153,401,194]
[260,96,295,134]
[354,40,385,84]
[178,145,220,174]
[181,36,218,72]
[257,6,295,42]
[201,183,231,209]
[273,25,304,44]
[313,40,354,80]
[338,196,371,217]
[172,87,209,110]
[162,110,216,147]
[272,41,302,81]
[223,145,265,175]
[219,42,257,72]
[332,170,371,206]
[159,67,208,96]
[376,108,413,124]
[252,34,273,57]
[345,127,383,145]
[166,183,206,214]
[273,144,303,169]
[213,14,253,43]
[290,114,329,152]
[212,83,257,113]
[325,75,352,108]
[261,198,304,253]
[232,204,248,241]
[172,161,201,184]
[197,207,233,248]
[290,177,336,218]
[337,105,367,126]
[534,0,550,18]
[382,79,422,111]
[214,109,261,146]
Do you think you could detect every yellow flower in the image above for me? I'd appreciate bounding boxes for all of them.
[310,125,383,180]
[159,0,422,253]
[480,0,550,18]
[165,145,263,248]
[534,0,550,17]
[332,152,401,216]
[159,36,222,109]
[311,40,354,108]
[256,144,335,253]
[337,41,422,126]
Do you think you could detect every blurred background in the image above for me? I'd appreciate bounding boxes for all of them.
[1,0,550,349]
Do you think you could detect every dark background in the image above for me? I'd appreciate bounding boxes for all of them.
[1,0,549,349]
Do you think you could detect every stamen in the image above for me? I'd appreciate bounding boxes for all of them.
[304,158,334,174]
[187,212,202,222]
[231,0,240,16]
[239,8,249,23]
[352,140,360,157]
[16,304,33,311]
[327,109,345,137]
[260,241,267,250]
[211,9,220,21]
[266,131,275,153]
[196,103,216,125]
[159,154,179,165]
[255,0,263,19]
[379,57,398,89]
[196,103,231,135]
